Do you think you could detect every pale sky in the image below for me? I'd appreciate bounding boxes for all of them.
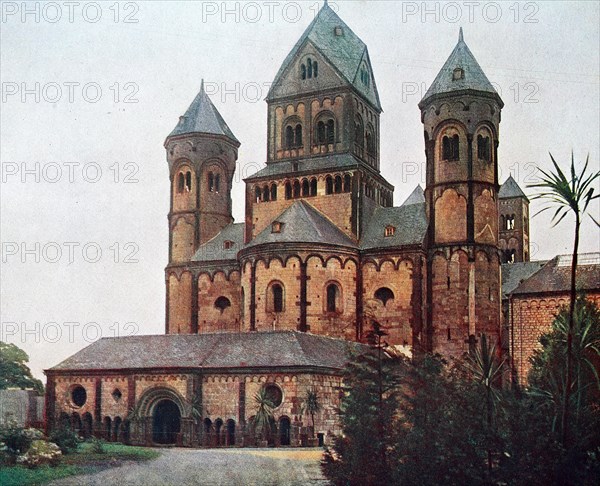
[1,1,599,382]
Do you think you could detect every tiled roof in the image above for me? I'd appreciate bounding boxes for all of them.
[499,175,528,200]
[167,80,239,143]
[266,3,381,110]
[192,223,244,262]
[248,200,356,248]
[420,28,501,106]
[401,185,425,206]
[245,154,361,181]
[501,260,547,298]
[360,203,427,250]
[47,331,367,372]
[510,254,600,295]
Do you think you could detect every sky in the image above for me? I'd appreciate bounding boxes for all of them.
[1,0,599,382]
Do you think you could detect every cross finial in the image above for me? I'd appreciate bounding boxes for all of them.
[459,27,464,42]
[200,78,205,92]
[324,0,328,6]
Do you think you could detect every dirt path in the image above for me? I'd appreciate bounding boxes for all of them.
[48,448,329,486]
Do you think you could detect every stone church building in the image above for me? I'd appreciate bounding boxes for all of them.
[45,3,599,448]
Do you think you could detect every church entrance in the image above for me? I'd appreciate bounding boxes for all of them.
[279,416,291,446]
[152,399,181,445]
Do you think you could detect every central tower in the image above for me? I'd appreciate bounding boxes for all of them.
[419,29,504,355]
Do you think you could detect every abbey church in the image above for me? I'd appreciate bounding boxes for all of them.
[45,3,600,447]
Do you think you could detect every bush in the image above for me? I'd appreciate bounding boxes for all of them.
[0,422,35,454]
[89,437,105,454]
[16,440,62,469]
[49,427,79,454]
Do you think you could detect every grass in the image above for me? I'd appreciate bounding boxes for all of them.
[0,442,160,486]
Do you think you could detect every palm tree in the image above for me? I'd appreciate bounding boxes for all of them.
[301,389,321,438]
[528,152,599,446]
[253,388,275,444]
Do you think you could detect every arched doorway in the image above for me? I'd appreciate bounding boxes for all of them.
[279,416,291,446]
[82,412,93,438]
[152,399,181,445]
[226,419,236,446]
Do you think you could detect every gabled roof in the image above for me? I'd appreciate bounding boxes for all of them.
[47,331,367,372]
[501,260,547,298]
[360,203,427,250]
[499,175,528,201]
[192,223,244,262]
[167,80,239,143]
[510,254,600,296]
[420,28,501,107]
[249,200,356,248]
[266,2,381,110]
[401,185,425,206]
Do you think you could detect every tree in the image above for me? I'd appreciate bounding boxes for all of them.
[529,298,600,453]
[529,152,599,446]
[301,389,320,438]
[252,387,275,444]
[322,323,403,486]
[0,342,43,394]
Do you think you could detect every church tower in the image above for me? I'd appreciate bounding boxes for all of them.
[499,175,530,263]
[419,29,504,356]
[164,81,240,333]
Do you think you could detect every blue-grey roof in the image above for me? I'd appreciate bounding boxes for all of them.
[192,223,244,262]
[420,28,500,105]
[249,200,356,248]
[360,203,428,250]
[245,153,362,181]
[499,175,528,201]
[47,331,367,372]
[501,260,547,297]
[401,185,425,206]
[168,80,239,142]
[267,3,381,110]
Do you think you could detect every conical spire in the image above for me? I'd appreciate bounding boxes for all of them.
[419,29,502,107]
[499,175,528,201]
[168,80,239,142]
[401,185,425,206]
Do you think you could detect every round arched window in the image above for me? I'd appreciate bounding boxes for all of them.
[264,384,283,407]
[71,385,87,407]
[112,389,122,401]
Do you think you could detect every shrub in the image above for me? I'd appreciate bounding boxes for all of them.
[17,440,62,469]
[89,437,105,454]
[0,422,33,454]
[49,427,79,454]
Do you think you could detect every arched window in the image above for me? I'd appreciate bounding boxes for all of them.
[270,283,284,313]
[302,179,310,197]
[452,135,460,160]
[262,185,270,202]
[293,180,301,198]
[366,126,375,155]
[185,171,192,191]
[310,178,318,196]
[442,135,460,161]
[327,119,335,144]
[295,124,303,147]
[255,186,261,203]
[325,176,333,195]
[343,174,351,193]
[313,61,318,78]
[355,116,364,147]
[285,182,292,200]
[317,121,326,144]
[477,134,491,161]
[374,287,394,307]
[177,173,185,193]
[208,172,214,192]
[334,175,342,193]
[215,174,221,193]
[301,64,306,80]
[307,58,313,78]
[453,67,464,80]
[442,136,451,160]
[326,283,340,313]
[270,183,277,201]
[214,296,231,313]
[285,125,294,149]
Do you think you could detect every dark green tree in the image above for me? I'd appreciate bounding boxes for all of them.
[528,152,599,446]
[0,342,43,394]
[252,387,275,444]
[301,388,320,438]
